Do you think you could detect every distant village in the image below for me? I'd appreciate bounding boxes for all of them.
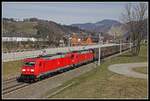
[2,32,116,46]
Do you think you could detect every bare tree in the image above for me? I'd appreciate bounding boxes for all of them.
[121,3,148,56]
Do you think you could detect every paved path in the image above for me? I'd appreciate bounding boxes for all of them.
[108,62,148,79]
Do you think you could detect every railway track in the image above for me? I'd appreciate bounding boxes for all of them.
[2,46,132,97]
[2,78,30,95]
[3,77,17,84]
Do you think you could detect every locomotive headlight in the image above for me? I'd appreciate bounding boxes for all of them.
[31,69,34,72]
[22,69,26,71]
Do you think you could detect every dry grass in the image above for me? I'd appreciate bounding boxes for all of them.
[49,45,148,98]
[133,67,148,74]
[4,21,37,34]
[2,45,148,98]
[2,60,23,79]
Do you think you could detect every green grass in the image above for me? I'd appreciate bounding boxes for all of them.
[48,45,148,98]
[3,21,37,34]
[15,22,37,34]
[2,60,23,79]
[133,67,148,74]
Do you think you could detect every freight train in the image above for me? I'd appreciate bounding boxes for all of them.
[17,44,130,82]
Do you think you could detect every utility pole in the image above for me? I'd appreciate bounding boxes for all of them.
[120,38,122,54]
[130,36,132,51]
[68,38,70,47]
[67,34,70,53]
[68,34,71,47]
[98,32,101,66]
[114,32,116,43]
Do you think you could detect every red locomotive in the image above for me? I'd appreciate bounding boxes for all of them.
[18,49,95,82]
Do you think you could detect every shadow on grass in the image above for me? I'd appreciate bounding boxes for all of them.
[119,54,133,57]
[120,54,147,58]
[119,53,147,62]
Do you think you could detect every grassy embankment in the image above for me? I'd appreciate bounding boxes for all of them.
[2,60,23,79]
[47,45,148,98]
[133,67,148,74]
[2,45,148,98]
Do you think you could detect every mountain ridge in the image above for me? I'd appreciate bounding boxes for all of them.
[71,19,122,33]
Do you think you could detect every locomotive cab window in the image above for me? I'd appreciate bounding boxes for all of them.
[39,62,42,67]
[71,54,74,59]
[80,50,89,54]
[44,54,65,60]
[24,62,35,66]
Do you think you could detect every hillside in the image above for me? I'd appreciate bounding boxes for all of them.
[2,21,38,37]
[71,19,122,33]
[2,18,87,38]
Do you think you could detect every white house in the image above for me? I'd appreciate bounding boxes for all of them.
[2,37,37,42]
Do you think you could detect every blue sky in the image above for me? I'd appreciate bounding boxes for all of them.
[2,2,143,25]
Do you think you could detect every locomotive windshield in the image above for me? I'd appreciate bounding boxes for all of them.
[43,54,65,60]
[24,62,35,66]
